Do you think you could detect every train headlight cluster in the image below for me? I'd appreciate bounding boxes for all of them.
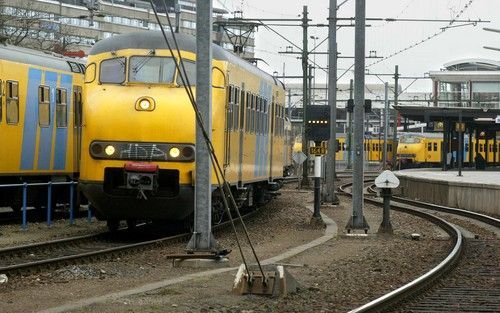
[139,99,151,110]
[89,141,195,162]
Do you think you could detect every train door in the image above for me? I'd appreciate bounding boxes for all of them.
[73,85,82,171]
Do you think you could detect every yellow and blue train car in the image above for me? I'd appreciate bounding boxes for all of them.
[0,44,84,209]
[79,32,291,228]
[334,134,394,163]
[396,132,500,167]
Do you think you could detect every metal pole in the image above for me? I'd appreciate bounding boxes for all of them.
[346,0,369,233]
[301,5,310,187]
[174,0,181,33]
[47,182,52,227]
[383,82,389,169]
[22,183,27,230]
[69,182,75,225]
[325,0,339,204]
[347,79,353,170]
[378,188,393,234]
[187,0,216,252]
[312,155,322,220]
[458,111,463,176]
[391,65,399,168]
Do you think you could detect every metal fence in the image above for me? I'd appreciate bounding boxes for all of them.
[0,181,92,230]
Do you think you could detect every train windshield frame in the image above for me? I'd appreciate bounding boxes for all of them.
[399,136,421,144]
[129,56,176,84]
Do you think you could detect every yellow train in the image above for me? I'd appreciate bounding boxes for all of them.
[397,132,500,167]
[79,32,292,229]
[0,44,84,210]
[292,135,395,162]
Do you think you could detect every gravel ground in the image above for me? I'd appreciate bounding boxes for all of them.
[0,180,476,313]
[0,217,107,249]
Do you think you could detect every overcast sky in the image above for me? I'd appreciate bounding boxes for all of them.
[215,0,500,91]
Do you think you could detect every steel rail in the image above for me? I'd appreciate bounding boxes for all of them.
[0,211,257,274]
[339,182,464,312]
[367,184,500,228]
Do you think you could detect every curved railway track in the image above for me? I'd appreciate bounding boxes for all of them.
[339,181,500,312]
[0,210,256,275]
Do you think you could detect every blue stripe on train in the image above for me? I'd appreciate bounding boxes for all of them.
[20,68,43,170]
[53,74,72,170]
[37,71,57,170]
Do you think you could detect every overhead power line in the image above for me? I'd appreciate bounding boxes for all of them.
[367,0,482,68]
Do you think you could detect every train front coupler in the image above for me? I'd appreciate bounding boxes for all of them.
[123,162,159,200]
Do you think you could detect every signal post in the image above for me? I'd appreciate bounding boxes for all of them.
[306,105,331,225]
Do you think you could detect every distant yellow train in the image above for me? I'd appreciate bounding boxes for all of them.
[79,31,292,229]
[0,44,84,210]
[292,134,395,164]
[397,132,500,167]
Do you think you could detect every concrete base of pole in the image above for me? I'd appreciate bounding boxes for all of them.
[310,215,325,227]
[232,264,299,297]
[345,215,370,234]
[377,222,394,235]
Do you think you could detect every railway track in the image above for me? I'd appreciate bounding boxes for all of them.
[339,182,500,312]
[0,210,256,275]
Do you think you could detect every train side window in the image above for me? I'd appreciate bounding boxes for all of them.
[245,92,250,132]
[233,87,240,131]
[427,142,432,151]
[388,144,392,152]
[226,85,233,131]
[239,89,245,131]
[433,142,438,151]
[56,88,68,127]
[38,86,51,127]
[465,143,469,152]
[6,80,19,124]
[479,144,483,152]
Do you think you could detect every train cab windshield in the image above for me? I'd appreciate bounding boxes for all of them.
[400,136,421,144]
[129,56,176,84]
[98,55,198,86]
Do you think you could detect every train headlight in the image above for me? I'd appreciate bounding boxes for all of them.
[139,99,151,110]
[169,147,180,158]
[105,145,116,156]
[135,97,155,111]
[91,143,103,155]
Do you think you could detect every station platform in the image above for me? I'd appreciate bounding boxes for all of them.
[394,169,500,216]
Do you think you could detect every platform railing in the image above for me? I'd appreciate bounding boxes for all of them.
[0,181,92,230]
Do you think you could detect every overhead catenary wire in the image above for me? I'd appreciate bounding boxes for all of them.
[367,0,476,67]
[149,0,267,281]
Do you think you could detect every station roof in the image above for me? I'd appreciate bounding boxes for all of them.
[395,105,500,125]
[429,70,500,82]
[443,58,500,71]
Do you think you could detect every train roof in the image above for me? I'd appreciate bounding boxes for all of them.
[89,31,283,88]
[0,44,85,73]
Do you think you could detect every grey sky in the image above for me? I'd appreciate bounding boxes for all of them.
[216,0,500,91]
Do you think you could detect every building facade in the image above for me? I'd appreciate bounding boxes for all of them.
[0,0,255,57]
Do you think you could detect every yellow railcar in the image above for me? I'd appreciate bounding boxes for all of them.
[0,45,84,209]
[397,133,499,167]
[79,32,290,228]
[334,134,394,165]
